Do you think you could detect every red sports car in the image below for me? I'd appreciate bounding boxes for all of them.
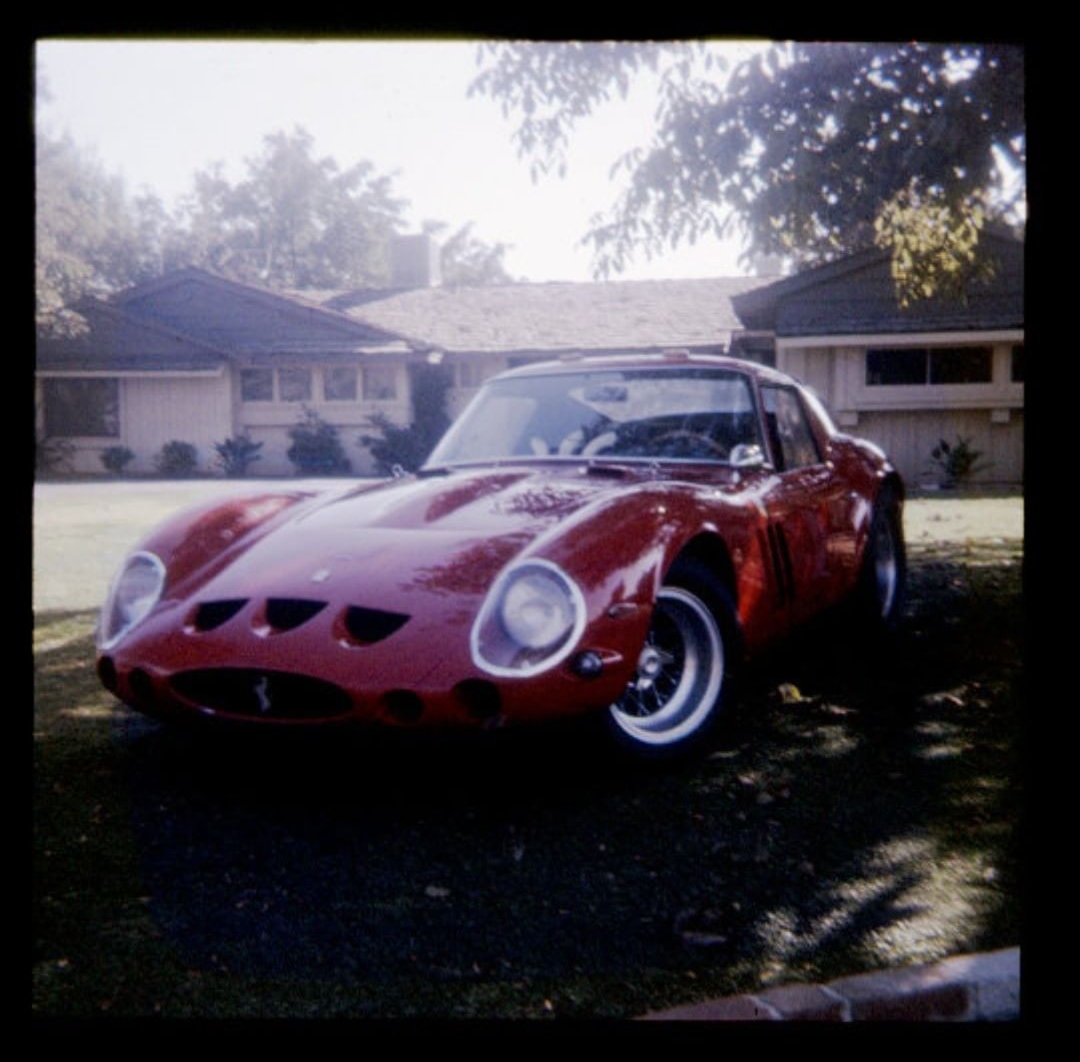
[96,352,905,757]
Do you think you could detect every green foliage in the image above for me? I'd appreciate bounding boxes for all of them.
[470,42,1025,299]
[176,128,406,289]
[35,117,518,320]
[360,363,452,475]
[35,436,75,475]
[100,445,136,475]
[154,440,199,478]
[286,407,351,475]
[928,436,989,488]
[423,220,515,285]
[213,434,263,477]
[35,132,168,336]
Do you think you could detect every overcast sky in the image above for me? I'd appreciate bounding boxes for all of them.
[35,37,765,283]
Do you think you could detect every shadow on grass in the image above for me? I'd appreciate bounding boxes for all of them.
[33,539,1021,1018]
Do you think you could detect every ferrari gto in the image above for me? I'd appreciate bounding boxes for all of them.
[95,352,905,757]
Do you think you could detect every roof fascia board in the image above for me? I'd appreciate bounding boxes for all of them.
[776,328,1025,350]
[36,367,226,378]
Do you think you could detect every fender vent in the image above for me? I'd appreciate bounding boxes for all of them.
[193,599,249,631]
[760,524,796,607]
[265,598,327,631]
[343,606,410,644]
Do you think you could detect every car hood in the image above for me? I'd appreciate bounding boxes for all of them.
[176,465,659,609]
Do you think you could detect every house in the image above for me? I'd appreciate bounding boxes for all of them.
[730,229,1025,487]
[35,239,774,476]
[36,232,1024,486]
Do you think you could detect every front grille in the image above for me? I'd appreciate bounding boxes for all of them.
[170,668,354,720]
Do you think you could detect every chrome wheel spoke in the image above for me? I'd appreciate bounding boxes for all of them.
[609,585,725,748]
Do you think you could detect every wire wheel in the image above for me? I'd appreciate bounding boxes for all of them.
[608,585,725,749]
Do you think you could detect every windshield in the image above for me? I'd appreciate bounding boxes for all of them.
[427,367,763,466]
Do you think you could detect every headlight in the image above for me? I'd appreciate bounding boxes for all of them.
[471,559,586,677]
[98,551,166,649]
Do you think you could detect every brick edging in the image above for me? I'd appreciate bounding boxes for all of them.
[640,947,1019,1022]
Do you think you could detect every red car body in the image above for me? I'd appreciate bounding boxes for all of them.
[96,353,905,756]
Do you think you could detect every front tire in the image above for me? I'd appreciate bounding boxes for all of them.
[607,563,736,758]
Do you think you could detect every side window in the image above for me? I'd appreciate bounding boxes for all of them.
[761,386,821,471]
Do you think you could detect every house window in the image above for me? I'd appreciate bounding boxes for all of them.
[241,369,273,402]
[279,368,312,402]
[761,385,820,470]
[1011,344,1024,383]
[928,346,993,384]
[323,366,358,401]
[363,366,397,401]
[43,378,119,437]
[866,346,992,386]
[866,348,927,386]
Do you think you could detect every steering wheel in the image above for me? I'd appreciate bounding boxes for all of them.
[580,431,620,457]
[653,430,727,458]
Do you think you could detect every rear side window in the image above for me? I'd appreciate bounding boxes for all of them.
[761,386,821,471]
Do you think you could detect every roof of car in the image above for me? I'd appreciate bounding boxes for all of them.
[494,350,797,386]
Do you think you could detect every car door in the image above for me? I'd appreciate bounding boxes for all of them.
[756,383,850,624]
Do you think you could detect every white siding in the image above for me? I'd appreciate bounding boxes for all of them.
[855,409,1024,488]
[122,375,233,474]
[777,336,1024,488]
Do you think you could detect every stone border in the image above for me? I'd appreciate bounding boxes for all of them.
[641,947,1019,1022]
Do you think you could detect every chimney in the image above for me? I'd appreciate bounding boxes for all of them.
[390,233,442,289]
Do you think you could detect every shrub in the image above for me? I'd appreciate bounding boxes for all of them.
[286,407,351,475]
[360,363,452,475]
[154,440,199,477]
[100,445,136,475]
[927,436,989,488]
[35,436,75,476]
[214,434,263,477]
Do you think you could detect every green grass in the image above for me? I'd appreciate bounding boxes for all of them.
[32,492,1022,1019]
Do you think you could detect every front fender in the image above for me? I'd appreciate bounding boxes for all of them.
[132,489,326,599]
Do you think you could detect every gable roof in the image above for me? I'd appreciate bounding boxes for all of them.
[732,232,1024,337]
[111,267,413,355]
[310,276,778,356]
[36,297,231,373]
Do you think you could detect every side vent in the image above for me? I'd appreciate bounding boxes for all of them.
[193,599,249,631]
[761,524,796,606]
[265,598,327,631]
[343,606,410,645]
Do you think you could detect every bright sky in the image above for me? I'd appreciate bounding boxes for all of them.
[35,37,765,283]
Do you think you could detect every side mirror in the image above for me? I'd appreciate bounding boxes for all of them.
[729,443,767,469]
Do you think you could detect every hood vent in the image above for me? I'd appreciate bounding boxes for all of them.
[193,599,249,631]
[265,598,327,631]
[343,605,410,644]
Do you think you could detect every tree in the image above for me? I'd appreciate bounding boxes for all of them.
[35,132,165,335]
[173,127,408,289]
[470,42,1025,302]
[423,220,515,285]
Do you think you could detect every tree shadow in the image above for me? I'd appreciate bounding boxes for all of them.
[34,541,1021,1011]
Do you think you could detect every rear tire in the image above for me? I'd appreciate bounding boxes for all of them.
[855,491,906,632]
